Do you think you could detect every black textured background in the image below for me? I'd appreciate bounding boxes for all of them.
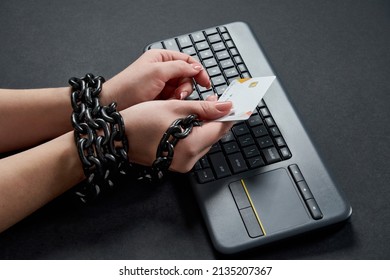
[0,0,389,259]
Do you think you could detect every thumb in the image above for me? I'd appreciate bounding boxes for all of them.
[181,100,233,120]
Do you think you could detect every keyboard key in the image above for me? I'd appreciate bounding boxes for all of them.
[223,36,232,44]
[196,41,209,51]
[191,31,206,42]
[196,168,215,183]
[212,42,225,52]
[280,147,292,159]
[209,152,231,178]
[265,117,276,127]
[207,66,222,77]
[211,75,226,86]
[257,99,266,108]
[149,42,164,49]
[199,49,213,60]
[306,199,323,220]
[234,56,243,64]
[238,135,255,147]
[218,26,227,33]
[230,48,239,56]
[193,161,202,170]
[269,126,281,137]
[238,64,248,73]
[297,180,314,200]
[232,123,249,136]
[163,39,180,51]
[207,33,222,43]
[262,147,281,164]
[220,131,235,143]
[182,46,196,56]
[228,76,240,84]
[224,68,239,78]
[275,136,286,147]
[177,35,192,49]
[203,57,217,68]
[199,156,210,168]
[220,59,234,69]
[223,32,231,40]
[215,84,228,96]
[228,153,248,173]
[247,114,262,127]
[205,28,218,35]
[257,136,273,149]
[243,145,260,158]
[247,156,265,168]
[251,125,268,137]
[260,107,271,118]
[242,72,251,78]
[288,164,304,182]
[201,91,215,100]
[216,50,230,60]
[223,141,240,154]
[209,142,221,153]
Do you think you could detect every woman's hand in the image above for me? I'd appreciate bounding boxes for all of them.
[103,49,210,110]
[121,99,233,173]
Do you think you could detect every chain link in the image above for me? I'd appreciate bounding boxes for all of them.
[152,114,201,180]
[69,74,129,202]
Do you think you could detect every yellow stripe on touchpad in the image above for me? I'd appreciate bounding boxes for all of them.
[241,179,267,236]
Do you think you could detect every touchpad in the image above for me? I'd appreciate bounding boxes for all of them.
[242,168,310,235]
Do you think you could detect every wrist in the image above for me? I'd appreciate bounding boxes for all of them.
[69,74,130,202]
[99,78,117,107]
[102,74,134,111]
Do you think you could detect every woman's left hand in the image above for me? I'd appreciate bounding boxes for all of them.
[102,49,210,110]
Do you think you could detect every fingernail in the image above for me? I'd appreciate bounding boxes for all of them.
[215,101,232,111]
[180,91,189,100]
[192,63,203,71]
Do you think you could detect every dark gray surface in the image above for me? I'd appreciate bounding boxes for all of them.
[0,0,389,259]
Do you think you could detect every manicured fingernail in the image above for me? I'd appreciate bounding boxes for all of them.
[180,91,189,100]
[215,101,232,111]
[192,63,203,71]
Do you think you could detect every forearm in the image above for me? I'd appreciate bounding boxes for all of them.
[0,87,73,152]
[0,131,84,233]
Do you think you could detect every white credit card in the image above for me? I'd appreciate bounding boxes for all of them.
[216,76,276,122]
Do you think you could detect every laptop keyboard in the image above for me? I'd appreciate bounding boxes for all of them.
[148,25,292,183]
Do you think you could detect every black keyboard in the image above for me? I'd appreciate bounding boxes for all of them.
[148,26,292,183]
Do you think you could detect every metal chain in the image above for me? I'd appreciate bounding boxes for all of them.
[69,74,129,202]
[69,74,201,197]
[152,114,202,180]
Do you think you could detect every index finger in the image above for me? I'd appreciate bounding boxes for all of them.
[155,50,211,88]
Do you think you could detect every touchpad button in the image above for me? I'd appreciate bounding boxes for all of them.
[243,168,310,234]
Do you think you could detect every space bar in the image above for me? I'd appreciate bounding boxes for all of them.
[209,152,231,178]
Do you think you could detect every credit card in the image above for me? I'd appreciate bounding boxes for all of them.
[216,76,276,122]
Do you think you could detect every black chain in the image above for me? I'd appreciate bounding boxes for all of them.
[69,73,129,202]
[151,114,201,180]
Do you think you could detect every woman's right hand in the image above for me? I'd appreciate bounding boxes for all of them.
[121,99,233,173]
